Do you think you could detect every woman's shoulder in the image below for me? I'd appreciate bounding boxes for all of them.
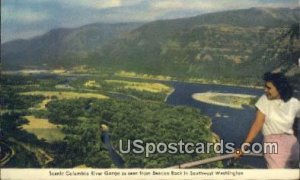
[255,94,270,105]
[257,94,268,102]
[288,97,299,103]
[286,97,300,107]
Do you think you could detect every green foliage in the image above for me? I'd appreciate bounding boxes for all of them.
[45,98,219,168]
[3,8,299,85]
[118,88,166,101]
[3,141,40,168]
[85,151,113,168]
[0,112,27,134]
[1,87,44,110]
[31,110,49,118]
[2,23,142,68]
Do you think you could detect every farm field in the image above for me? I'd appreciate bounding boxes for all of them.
[20,91,109,100]
[22,116,65,143]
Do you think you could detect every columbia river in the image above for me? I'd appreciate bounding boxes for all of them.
[166,81,266,168]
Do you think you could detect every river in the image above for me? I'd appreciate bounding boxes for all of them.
[105,81,267,168]
[5,71,293,168]
[166,81,266,168]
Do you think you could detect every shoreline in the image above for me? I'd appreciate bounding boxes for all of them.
[192,92,256,109]
[2,70,264,90]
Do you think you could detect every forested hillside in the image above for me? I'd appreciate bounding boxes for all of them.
[2,7,299,83]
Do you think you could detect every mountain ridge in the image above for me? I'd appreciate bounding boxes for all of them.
[2,7,299,82]
[1,22,143,69]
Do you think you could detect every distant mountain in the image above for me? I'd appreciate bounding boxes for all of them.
[1,23,143,69]
[96,7,300,79]
[2,7,299,82]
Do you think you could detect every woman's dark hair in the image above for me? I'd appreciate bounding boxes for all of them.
[263,72,293,102]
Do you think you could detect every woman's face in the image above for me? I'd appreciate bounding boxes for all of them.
[264,81,281,100]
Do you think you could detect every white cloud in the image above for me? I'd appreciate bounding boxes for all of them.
[58,0,122,9]
[100,9,163,22]
[54,0,146,10]
[121,0,144,6]
[2,0,298,42]
[151,0,184,10]
[150,0,236,12]
[150,0,297,12]
[2,7,49,23]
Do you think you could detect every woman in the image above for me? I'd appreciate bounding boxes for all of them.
[238,72,300,168]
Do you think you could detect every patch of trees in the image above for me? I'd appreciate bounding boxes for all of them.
[118,88,166,101]
[0,111,44,167]
[46,98,220,168]
[1,87,44,110]
[3,141,40,168]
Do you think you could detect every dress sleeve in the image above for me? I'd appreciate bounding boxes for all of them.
[255,95,269,115]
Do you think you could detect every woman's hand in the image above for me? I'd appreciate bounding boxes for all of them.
[234,148,244,159]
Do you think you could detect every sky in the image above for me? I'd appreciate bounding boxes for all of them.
[1,0,298,43]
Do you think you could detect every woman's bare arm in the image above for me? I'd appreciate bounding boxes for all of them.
[244,110,265,144]
[235,110,265,158]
